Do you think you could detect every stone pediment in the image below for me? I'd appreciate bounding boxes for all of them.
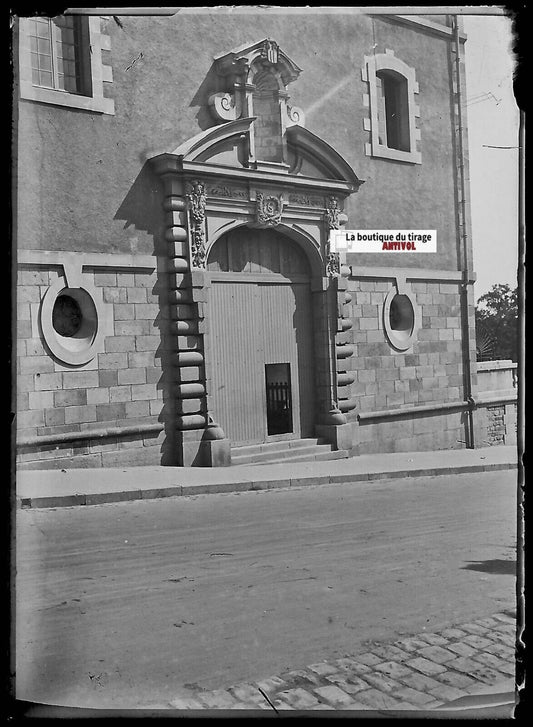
[151,117,363,195]
[286,125,362,187]
[212,38,303,87]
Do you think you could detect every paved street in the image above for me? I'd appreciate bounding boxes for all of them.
[16,470,516,711]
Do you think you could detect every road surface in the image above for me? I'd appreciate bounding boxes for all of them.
[15,470,516,709]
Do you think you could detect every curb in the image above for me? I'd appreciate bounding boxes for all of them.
[18,460,517,509]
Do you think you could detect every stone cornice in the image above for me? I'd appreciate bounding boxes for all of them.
[150,117,363,198]
[348,265,476,283]
[17,250,156,270]
[378,14,467,42]
[150,157,360,197]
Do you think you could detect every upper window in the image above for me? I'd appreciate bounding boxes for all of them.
[363,51,421,164]
[376,70,410,151]
[28,16,90,95]
[18,15,114,115]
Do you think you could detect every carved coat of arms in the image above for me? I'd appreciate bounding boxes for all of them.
[256,192,284,227]
[261,39,279,65]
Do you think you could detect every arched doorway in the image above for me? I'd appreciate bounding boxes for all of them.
[206,226,315,446]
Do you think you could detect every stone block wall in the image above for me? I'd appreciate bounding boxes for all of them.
[474,360,518,448]
[340,274,474,453]
[16,260,172,469]
[472,402,517,448]
[485,405,506,445]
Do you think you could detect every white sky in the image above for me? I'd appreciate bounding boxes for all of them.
[463,14,520,299]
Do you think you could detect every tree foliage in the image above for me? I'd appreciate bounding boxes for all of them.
[475,284,518,362]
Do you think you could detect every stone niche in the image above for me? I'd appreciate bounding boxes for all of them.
[208,38,306,172]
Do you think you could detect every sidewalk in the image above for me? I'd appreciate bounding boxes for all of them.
[17,445,518,509]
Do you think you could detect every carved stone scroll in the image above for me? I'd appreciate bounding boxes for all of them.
[286,105,305,128]
[208,91,242,122]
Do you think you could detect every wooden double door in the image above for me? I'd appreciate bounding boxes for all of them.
[207,228,315,446]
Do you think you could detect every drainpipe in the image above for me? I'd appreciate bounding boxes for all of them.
[453,16,476,448]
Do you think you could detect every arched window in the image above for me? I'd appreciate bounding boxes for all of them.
[376,70,410,152]
[363,51,421,164]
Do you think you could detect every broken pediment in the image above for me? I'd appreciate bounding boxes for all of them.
[286,125,362,186]
[151,117,363,195]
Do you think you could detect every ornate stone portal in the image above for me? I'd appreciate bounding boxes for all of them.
[150,39,364,466]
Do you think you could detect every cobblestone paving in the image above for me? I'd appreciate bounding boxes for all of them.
[169,612,516,711]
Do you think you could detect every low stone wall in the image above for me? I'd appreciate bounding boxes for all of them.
[355,407,468,454]
[474,360,517,447]
[477,360,517,392]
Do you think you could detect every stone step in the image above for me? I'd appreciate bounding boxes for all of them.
[231,443,332,465]
[248,449,350,466]
[231,437,325,459]
[232,444,350,466]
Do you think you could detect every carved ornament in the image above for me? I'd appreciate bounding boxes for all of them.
[325,196,340,230]
[255,192,284,227]
[260,39,279,66]
[186,180,207,269]
[288,192,323,207]
[326,252,341,278]
[206,183,248,200]
[286,104,305,128]
[208,91,242,122]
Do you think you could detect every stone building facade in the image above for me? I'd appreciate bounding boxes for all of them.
[14,9,505,469]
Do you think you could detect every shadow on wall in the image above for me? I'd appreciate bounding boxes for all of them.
[189,61,224,132]
[114,163,163,238]
[114,163,177,465]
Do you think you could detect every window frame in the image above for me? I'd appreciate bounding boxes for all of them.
[18,15,115,115]
[27,16,89,96]
[363,51,421,164]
